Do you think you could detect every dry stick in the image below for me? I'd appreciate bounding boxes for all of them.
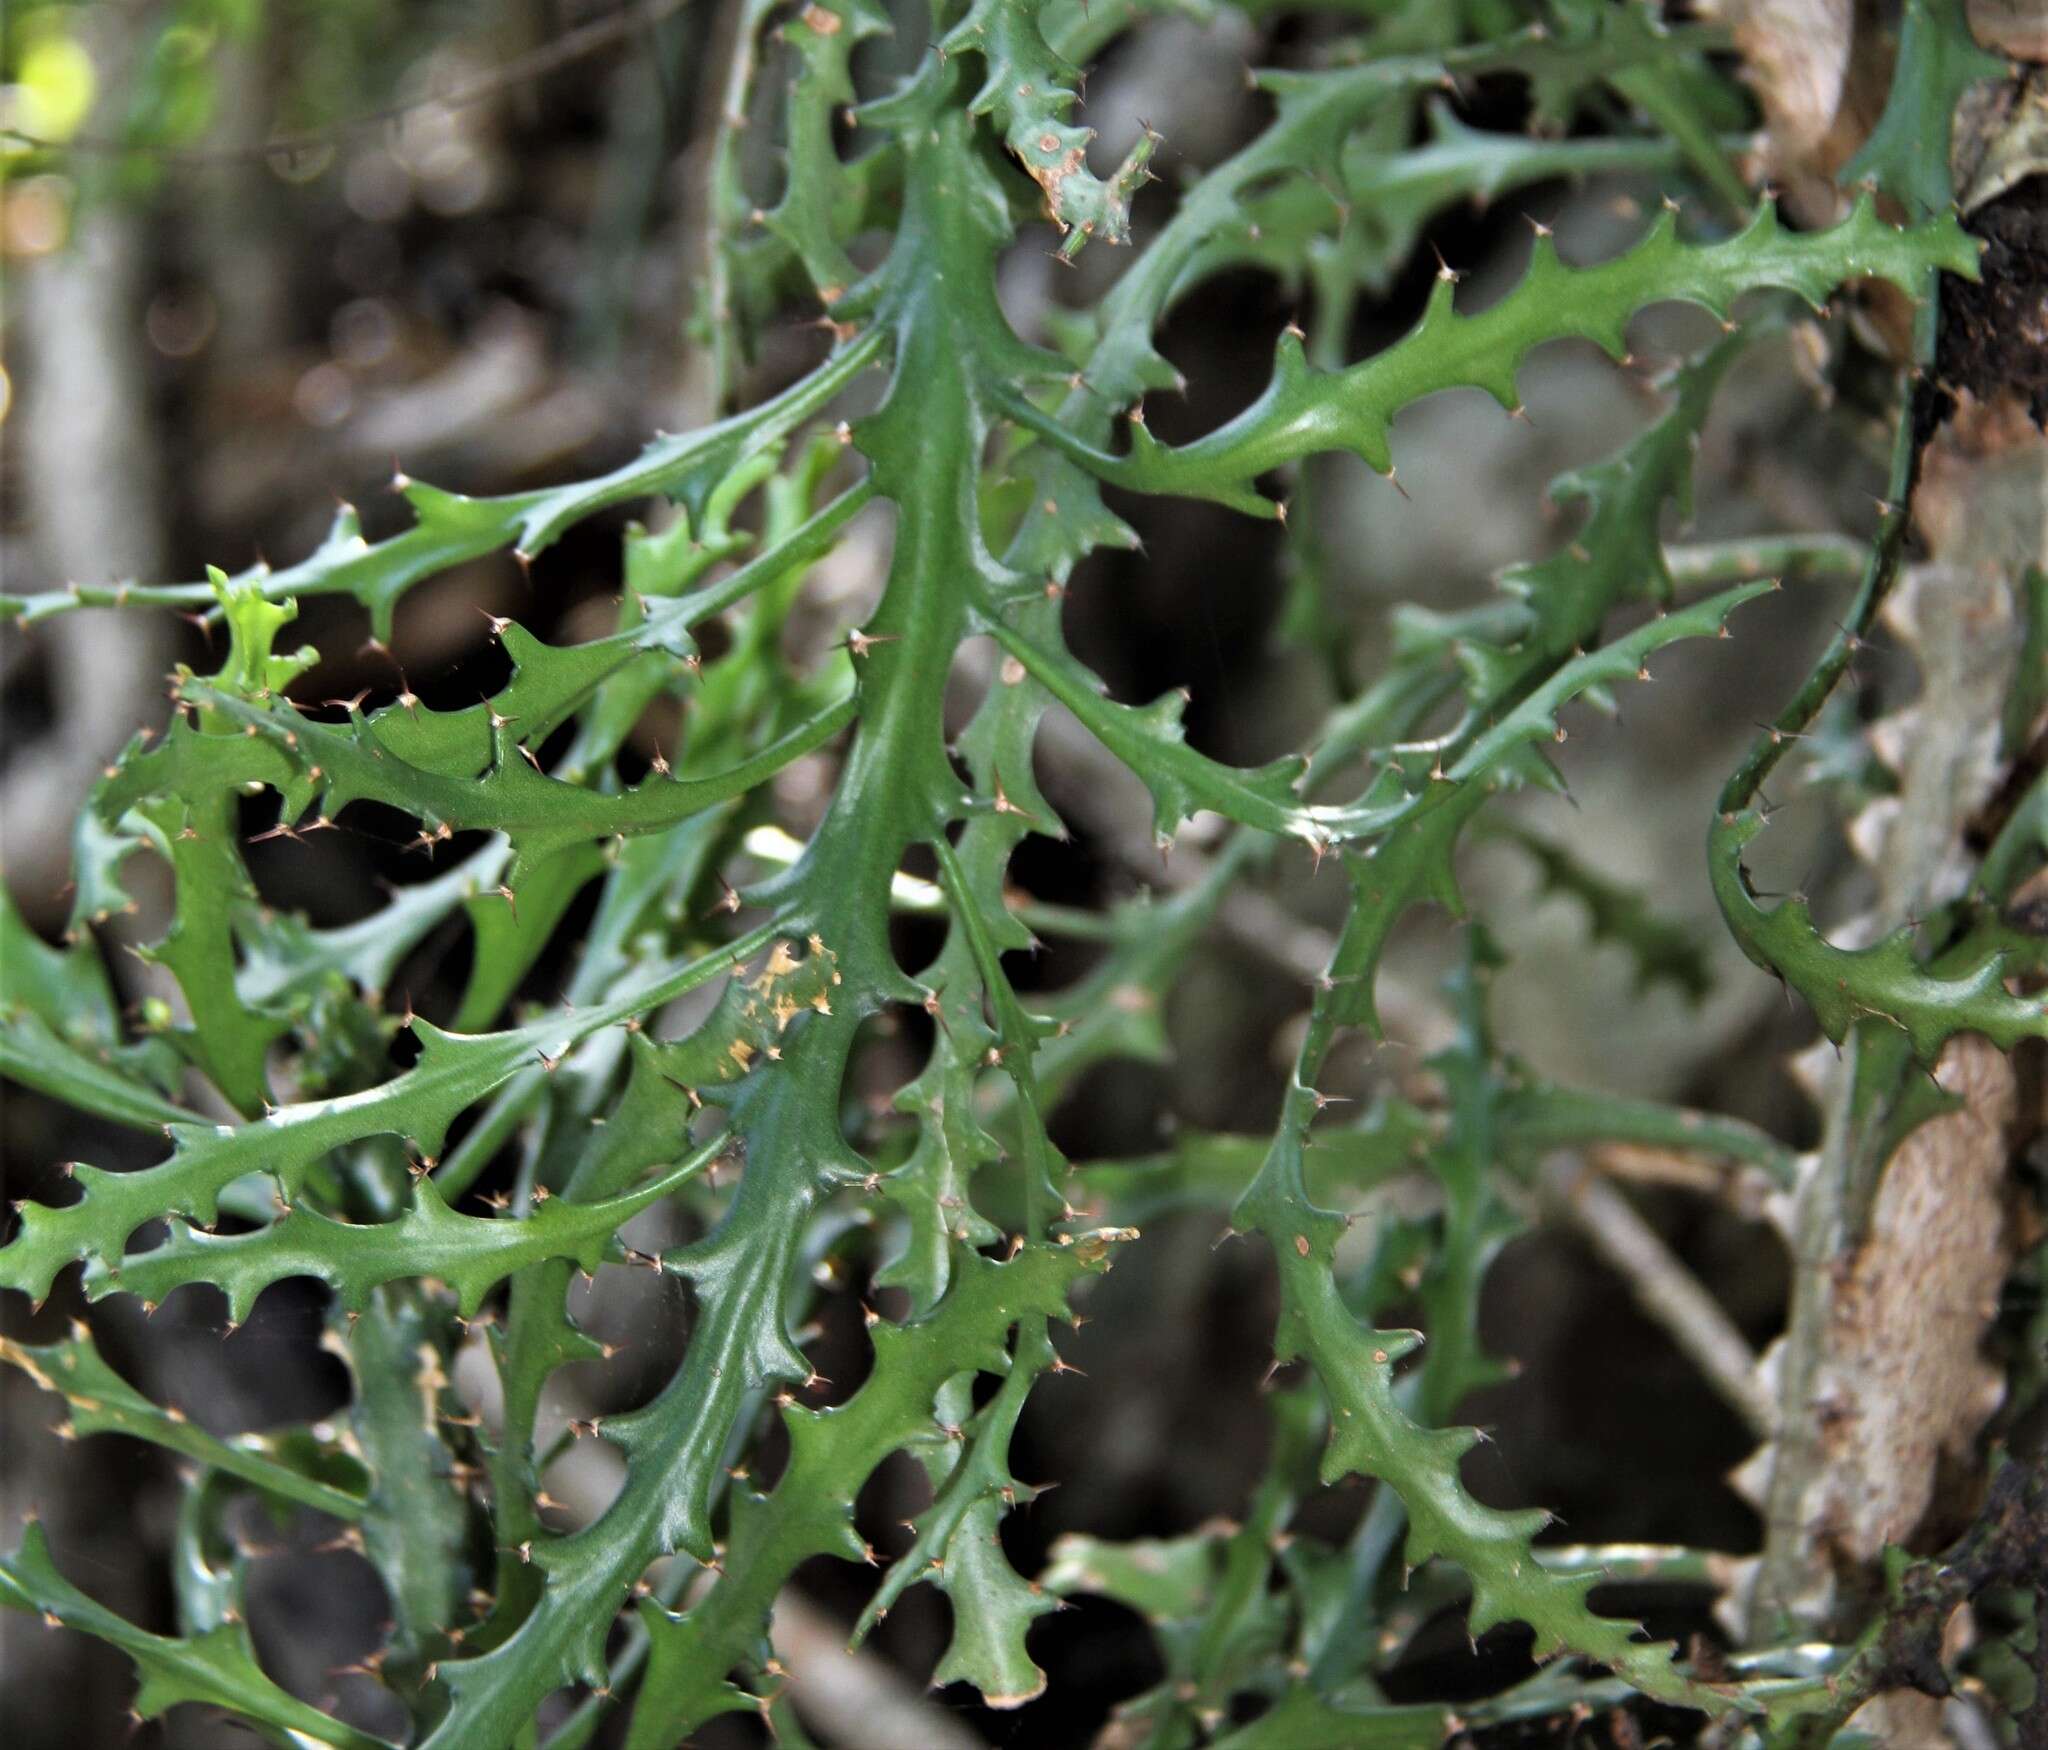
[2,0,696,168]
[1531,1153,1774,1441]
[769,1591,988,1750]
[1589,1141,1777,1218]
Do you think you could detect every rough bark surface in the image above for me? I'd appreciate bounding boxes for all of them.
[1809,1035,2015,1565]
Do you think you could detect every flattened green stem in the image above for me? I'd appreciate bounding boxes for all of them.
[0,1524,396,1750]
[931,834,1060,1233]
[982,614,1318,842]
[0,1015,191,1132]
[1217,1643,1843,1750]
[431,1071,548,1205]
[1068,21,1741,415]
[471,449,853,1644]
[1,1330,368,1521]
[343,1286,470,1692]
[1717,396,1922,819]
[615,1249,1106,1746]
[1011,202,1975,514]
[418,98,1020,1740]
[1,327,886,633]
[187,683,857,876]
[1705,310,2045,1062]
[89,1135,733,1320]
[0,922,778,1303]
[1224,595,1781,1712]
[1605,62,1750,215]
[1536,1543,1726,1585]
[658,479,877,643]
[1326,1530,1730,1680]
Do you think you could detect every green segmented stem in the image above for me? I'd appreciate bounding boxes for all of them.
[4,2,2018,1740]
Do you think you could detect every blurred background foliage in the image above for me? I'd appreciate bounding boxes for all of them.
[0,2,2025,1746]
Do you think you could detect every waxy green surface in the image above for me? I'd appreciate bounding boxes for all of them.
[5,2,2037,1745]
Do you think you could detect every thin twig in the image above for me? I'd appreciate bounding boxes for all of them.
[1534,1153,1774,1440]
[770,1591,988,1750]
[1588,1141,1774,1215]
[703,0,780,407]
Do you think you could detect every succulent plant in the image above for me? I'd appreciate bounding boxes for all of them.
[5,2,2042,1746]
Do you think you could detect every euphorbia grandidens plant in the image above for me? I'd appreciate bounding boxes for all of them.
[5,2,2043,1746]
